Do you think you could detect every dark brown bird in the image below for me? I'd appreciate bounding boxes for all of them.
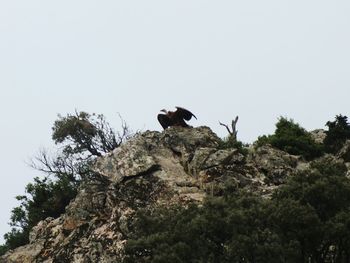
[157,106,197,129]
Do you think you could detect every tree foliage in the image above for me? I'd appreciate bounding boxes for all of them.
[125,194,279,263]
[1,111,132,256]
[1,176,78,253]
[324,114,350,154]
[52,111,131,157]
[256,117,324,160]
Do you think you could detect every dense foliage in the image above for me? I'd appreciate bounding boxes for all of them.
[0,176,78,252]
[324,115,350,154]
[125,157,350,263]
[0,111,131,255]
[52,111,131,157]
[256,117,324,160]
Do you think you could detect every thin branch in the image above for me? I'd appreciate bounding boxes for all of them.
[219,122,233,136]
[219,115,239,141]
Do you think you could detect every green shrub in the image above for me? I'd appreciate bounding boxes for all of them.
[256,117,324,160]
[274,157,350,221]
[1,175,78,254]
[272,157,350,261]
[125,193,281,263]
[1,229,29,254]
[324,114,350,153]
[0,245,8,256]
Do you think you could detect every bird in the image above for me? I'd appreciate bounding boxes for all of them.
[157,106,197,129]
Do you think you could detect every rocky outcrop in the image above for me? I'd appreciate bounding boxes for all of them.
[248,145,300,185]
[1,126,311,263]
[310,129,327,144]
[338,140,350,163]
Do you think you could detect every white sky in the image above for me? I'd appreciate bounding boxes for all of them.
[0,0,349,243]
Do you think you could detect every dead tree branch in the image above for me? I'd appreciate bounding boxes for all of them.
[219,116,239,141]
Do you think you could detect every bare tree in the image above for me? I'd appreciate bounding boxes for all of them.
[29,149,89,182]
[219,116,239,141]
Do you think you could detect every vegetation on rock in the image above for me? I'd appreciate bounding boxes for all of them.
[125,157,350,263]
[218,136,248,156]
[324,114,350,154]
[256,117,324,160]
[0,111,132,255]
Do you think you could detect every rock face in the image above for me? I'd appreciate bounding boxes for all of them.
[1,126,305,263]
[338,140,350,162]
[310,129,327,144]
[248,145,300,185]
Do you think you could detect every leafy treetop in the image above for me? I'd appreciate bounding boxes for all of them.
[52,111,123,157]
[256,117,324,160]
[324,114,350,153]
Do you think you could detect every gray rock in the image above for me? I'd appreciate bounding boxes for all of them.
[94,135,159,182]
[310,129,327,144]
[1,241,45,263]
[249,145,299,185]
[338,140,350,162]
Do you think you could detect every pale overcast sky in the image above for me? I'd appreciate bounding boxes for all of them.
[0,0,349,243]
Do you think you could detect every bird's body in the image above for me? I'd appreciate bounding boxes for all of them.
[157,106,197,129]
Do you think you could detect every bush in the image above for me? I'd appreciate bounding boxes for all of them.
[1,229,29,254]
[0,245,8,256]
[324,114,350,153]
[272,157,350,261]
[1,175,78,253]
[256,117,324,160]
[274,157,350,221]
[125,193,280,263]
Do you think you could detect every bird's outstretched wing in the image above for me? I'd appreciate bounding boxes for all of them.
[175,106,197,121]
[157,114,171,129]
